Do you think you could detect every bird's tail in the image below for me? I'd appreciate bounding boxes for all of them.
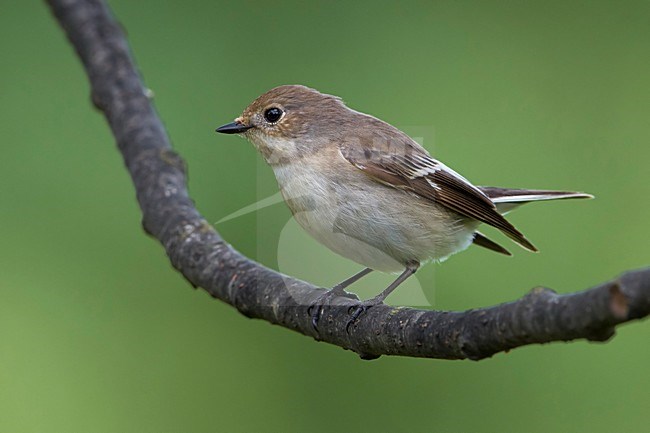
[471,187,593,255]
[479,187,594,214]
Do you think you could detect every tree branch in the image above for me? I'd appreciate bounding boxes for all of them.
[46,0,650,360]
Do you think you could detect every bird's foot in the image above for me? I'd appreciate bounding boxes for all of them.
[308,286,359,331]
[346,296,385,333]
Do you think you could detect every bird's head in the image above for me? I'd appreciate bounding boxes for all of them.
[216,85,348,164]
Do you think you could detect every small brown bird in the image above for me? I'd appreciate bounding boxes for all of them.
[216,85,592,329]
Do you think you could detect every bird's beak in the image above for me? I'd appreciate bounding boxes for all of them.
[215,120,253,134]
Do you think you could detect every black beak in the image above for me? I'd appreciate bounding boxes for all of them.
[215,121,253,134]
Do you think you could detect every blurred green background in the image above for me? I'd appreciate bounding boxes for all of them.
[2,0,649,432]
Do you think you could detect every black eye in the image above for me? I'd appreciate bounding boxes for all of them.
[264,107,283,123]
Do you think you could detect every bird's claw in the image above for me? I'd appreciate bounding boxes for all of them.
[308,287,359,331]
[345,300,380,333]
[308,303,323,331]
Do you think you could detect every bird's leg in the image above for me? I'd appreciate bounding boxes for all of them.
[308,268,373,330]
[346,262,420,333]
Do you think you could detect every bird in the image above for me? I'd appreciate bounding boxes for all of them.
[215,84,592,330]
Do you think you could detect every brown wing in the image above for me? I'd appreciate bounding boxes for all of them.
[339,140,537,252]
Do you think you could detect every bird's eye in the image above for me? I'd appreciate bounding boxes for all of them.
[263,107,283,123]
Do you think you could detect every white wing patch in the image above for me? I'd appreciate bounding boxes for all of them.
[403,153,491,202]
[410,166,439,177]
[425,177,441,191]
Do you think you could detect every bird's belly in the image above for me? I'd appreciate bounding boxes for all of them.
[274,163,477,272]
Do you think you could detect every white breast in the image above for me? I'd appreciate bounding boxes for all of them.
[272,155,477,273]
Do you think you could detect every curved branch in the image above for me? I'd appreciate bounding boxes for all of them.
[46,0,650,361]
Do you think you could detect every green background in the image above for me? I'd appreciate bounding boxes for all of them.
[2,1,649,432]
